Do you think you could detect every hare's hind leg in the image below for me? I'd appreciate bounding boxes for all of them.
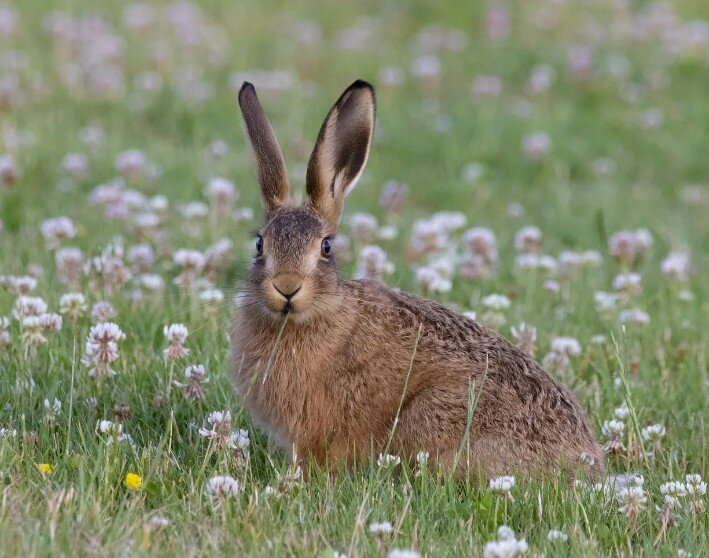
[387,388,517,481]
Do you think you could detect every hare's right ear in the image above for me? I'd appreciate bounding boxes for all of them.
[238,82,290,216]
[306,80,375,231]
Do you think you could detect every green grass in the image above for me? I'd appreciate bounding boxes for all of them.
[0,0,707,556]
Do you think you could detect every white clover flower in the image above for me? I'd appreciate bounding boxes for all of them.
[349,212,379,242]
[547,530,568,542]
[613,403,630,420]
[618,308,651,326]
[612,272,642,294]
[416,451,429,469]
[514,225,542,254]
[59,293,87,322]
[39,313,63,332]
[369,522,393,535]
[661,252,691,282]
[482,294,510,311]
[602,419,625,436]
[205,475,240,499]
[489,475,515,495]
[617,486,647,519]
[206,177,237,204]
[12,296,48,319]
[550,337,581,357]
[40,216,77,249]
[164,323,189,360]
[147,515,170,530]
[522,131,552,161]
[377,454,401,468]
[357,245,394,280]
[641,423,666,444]
[387,550,421,558]
[82,322,126,378]
[594,291,619,314]
[483,525,528,558]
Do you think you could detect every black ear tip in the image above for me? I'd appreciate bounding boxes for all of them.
[349,79,374,92]
[238,81,256,100]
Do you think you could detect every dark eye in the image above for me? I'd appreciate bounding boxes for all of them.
[321,238,332,257]
[255,235,263,255]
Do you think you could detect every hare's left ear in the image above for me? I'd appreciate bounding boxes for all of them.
[306,80,375,231]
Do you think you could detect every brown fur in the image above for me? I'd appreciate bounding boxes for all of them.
[233,80,604,481]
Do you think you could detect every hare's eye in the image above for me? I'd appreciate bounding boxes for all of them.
[255,235,263,255]
[321,238,332,257]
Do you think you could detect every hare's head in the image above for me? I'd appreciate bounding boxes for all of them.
[238,80,375,323]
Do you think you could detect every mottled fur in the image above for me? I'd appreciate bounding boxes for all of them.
[232,80,604,481]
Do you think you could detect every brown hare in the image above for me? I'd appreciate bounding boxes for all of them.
[232,79,604,481]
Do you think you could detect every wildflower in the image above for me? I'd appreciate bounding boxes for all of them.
[608,229,653,265]
[90,301,116,324]
[601,420,626,454]
[55,249,83,288]
[483,525,528,558]
[59,293,87,323]
[127,244,155,272]
[39,313,62,333]
[522,131,552,161]
[21,316,46,346]
[206,177,237,216]
[43,398,61,424]
[387,550,421,558]
[172,249,205,288]
[618,308,651,326]
[379,180,408,213]
[661,252,691,283]
[39,216,77,249]
[614,403,630,420]
[415,265,452,293]
[206,475,240,501]
[174,364,210,401]
[547,530,568,542]
[276,463,303,493]
[482,294,510,311]
[349,212,378,243]
[416,451,429,470]
[510,323,536,356]
[550,337,581,357]
[37,463,53,475]
[660,481,687,512]
[617,485,647,524]
[124,472,142,490]
[164,323,189,360]
[357,245,394,280]
[199,289,225,315]
[12,296,48,319]
[96,419,133,445]
[594,291,619,317]
[82,322,126,378]
[489,475,516,499]
[514,226,542,254]
[146,515,170,531]
[62,153,88,180]
[641,424,666,450]
[685,474,706,517]
[115,149,147,182]
[377,454,401,468]
[613,272,642,297]
[369,521,393,535]
[463,227,497,262]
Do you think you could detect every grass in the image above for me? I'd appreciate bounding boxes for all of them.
[0,0,707,556]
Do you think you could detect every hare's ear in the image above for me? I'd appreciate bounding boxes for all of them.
[306,80,375,230]
[238,82,290,216]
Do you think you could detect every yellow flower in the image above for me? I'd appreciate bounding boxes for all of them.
[37,463,53,474]
[124,472,143,490]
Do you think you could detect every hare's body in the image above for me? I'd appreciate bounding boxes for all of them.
[233,278,603,478]
[232,79,604,480]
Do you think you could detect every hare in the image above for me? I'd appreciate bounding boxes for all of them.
[232,80,604,481]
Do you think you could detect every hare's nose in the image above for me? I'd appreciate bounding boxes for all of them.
[272,275,302,300]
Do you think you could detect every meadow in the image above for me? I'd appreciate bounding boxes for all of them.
[0,0,707,556]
